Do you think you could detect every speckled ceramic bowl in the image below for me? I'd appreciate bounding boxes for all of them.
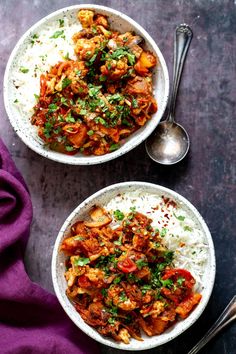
[52,182,216,350]
[4,4,169,165]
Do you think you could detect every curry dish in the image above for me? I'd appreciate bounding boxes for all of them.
[60,205,202,343]
[31,10,158,156]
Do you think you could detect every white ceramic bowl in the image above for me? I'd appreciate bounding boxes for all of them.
[4,4,169,165]
[52,182,216,350]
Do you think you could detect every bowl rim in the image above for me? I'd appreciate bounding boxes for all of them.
[3,4,169,165]
[51,181,216,350]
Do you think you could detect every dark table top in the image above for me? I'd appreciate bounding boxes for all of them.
[0,0,235,353]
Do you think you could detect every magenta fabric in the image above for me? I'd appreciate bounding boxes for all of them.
[0,139,100,354]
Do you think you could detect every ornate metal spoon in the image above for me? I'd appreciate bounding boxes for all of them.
[145,24,193,165]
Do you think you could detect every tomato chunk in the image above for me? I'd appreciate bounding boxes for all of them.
[117,258,137,273]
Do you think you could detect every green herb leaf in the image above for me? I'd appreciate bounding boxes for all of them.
[127,52,136,65]
[94,117,106,125]
[132,98,138,108]
[161,278,173,288]
[109,143,120,152]
[73,257,90,266]
[136,259,148,269]
[62,77,72,89]
[101,288,107,297]
[108,317,116,325]
[20,67,29,73]
[113,209,125,221]
[113,276,122,284]
[65,145,75,152]
[87,130,94,136]
[50,30,65,39]
[177,277,185,286]
[48,103,58,113]
[65,113,75,123]
[119,292,128,302]
[59,19,64,27]
[160,228,167,237]
[184,225,192,232]
[61,97,68,106]
[99,75,107,82]
[174,212,185,221]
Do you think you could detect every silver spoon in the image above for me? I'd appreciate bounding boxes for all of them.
[188,295,236,354]
[146,24,193,165]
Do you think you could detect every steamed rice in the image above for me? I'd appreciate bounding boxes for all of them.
[105,191,208,291]
[12,15,80,116]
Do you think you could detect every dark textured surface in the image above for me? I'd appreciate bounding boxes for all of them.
[0,0,235,353]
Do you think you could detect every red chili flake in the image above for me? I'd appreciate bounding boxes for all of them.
[168,200,177,208]
[162,197,170,205]
[164,213,170,220]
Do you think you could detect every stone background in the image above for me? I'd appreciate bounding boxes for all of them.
[0,0,235,353]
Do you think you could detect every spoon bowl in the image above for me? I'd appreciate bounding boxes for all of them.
[146,121,190,165]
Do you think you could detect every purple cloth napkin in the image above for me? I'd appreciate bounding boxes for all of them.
[0,139,100,354]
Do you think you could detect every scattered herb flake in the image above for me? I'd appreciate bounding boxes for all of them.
[50,30,65,39]
[20,67,29,73]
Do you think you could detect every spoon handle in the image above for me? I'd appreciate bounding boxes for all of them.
[168,24,193,123]
[187,295,236,354]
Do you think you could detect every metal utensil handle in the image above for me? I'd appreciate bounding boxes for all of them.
[188,295,236,354]
[168,24,193,123]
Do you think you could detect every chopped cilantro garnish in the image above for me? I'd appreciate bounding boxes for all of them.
[108,317,116,325]
[136,259,148,269]
[14,99,18,103]
[113,209,125,221]
[65,113,75,123]
[177,277,185,286]
[62,78,72,89]
[50,30,65,39]
[126,52,136,65]
[132,98,138,108]
[87,130,94,136]
[160,228,167,237]
[59,19,64,27]
[113,275,122,284]
[48,103,58,113]
[109,143,120,152]
[75,69,81,76]
[101,288,107,297]
[184,225,192,232]
[141,285,152,294]
[73,257,90,266]
[161,278,173,288]
[99,75,107,82]
[94,117,106,125]
[107,93,123,103]
[63,52,70,60]
[79,109,87,115]
[88,84,102,98]
[65,145,75,151]
[20,67,29,73]
[174,212,185,221]
[61,97,68,106]
[119,292,128,302]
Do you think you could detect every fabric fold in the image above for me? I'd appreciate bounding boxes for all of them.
[0,139,100,354]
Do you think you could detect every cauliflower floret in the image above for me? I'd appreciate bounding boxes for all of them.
[117,328,131,344]
[78,10,94,28]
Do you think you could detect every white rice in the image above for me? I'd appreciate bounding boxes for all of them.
[12,15,81,117]
[105,191,208,291]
